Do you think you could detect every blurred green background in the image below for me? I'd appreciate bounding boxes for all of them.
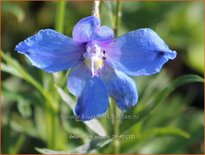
[1,1,204,154]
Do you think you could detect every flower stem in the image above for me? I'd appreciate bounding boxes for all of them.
[54,0,66,85]
[112,1,121,154]
[55,0,65,33]
[114,0,121,37]
[92,0,100,18]
[113,103,120,154]
[46,0,66,149]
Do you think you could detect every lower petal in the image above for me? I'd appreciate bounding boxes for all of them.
[74,77,108,121]
[67,64,91,96]
[102,68,138,111]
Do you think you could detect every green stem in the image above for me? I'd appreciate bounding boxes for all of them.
[45,104,58,149]
[112,1,121,154]
[107,99,114,135]
[46,0,66,149]
[55,0,65,33]
[114,0,121,37]
[54,0,66,84]
[113,103,120,154]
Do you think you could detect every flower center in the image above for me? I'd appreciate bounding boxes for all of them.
[82,43,105,77]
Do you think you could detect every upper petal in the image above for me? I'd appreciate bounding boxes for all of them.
[107,28,177,76]
[101,67,138,111]
[72,16,114,43]
[15,29,83,73]
[72,16,100,43]
[67,64,91,97]
[91,26,114,43]
[74,77,108,121]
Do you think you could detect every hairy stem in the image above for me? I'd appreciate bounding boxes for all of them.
[92,0,100,18]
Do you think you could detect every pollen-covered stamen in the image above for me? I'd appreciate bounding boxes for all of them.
[82,43,105,77]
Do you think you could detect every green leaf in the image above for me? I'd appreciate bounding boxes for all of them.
[141,127,190,140]
[1,52,44,95]
[121,125,190,153]
[55,85,74,109]
[186,44,204,74]
[10,134,26,154]
[2,114,12,153]
[36,148,70,154]
[2,3,25,22]
[1,63,22,78]
[17,98,32,118]
[1,51,57,111]
[9,114,38,138]
[121,74,204,132]
[36,137,111,154]
[70,138,111,154]
[84,119,107,136]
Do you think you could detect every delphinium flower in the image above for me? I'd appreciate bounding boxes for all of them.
[15,16,176,120]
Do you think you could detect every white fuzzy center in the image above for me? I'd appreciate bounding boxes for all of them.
[83,43,105,77]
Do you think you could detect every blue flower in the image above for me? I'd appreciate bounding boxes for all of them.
[15,16,176,120]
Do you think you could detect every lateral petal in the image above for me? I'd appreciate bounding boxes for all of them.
[15,29,83,72]
[107,28,176,76]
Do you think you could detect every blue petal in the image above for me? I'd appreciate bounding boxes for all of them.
[74,77,108,121]
[91,26,114,43]
[72,16,100,43]
[67,64,91,96]
[72,16,114,43]
[107,28,177,76]
[101,67,138,111]
[15,29,83,73]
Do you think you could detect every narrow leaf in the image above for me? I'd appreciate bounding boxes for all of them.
[1,63,22,78]
[2,4,25,22]
[121,74,204,132]
[36,137,111,154]
[153,127,190,139]
[1,51,56,110]
[84,119,107,136]
[55,85,74,109]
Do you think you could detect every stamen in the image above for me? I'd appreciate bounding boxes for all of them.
[91,57,95,77]
[82,43,106,76]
